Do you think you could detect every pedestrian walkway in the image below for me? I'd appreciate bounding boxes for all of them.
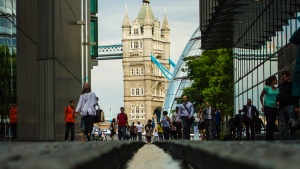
[126,144,182,169]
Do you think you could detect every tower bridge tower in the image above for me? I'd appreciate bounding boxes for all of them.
[122,0,170,125]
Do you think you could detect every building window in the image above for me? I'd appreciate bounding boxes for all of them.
[140,88,144,96]
[136,68,139,75]
[131,88,135,96]
[136,107,139,113]
[136,88,140,95]
[134,28,138,34]
[140,68,144,75]
[134,41,138,48]
[140,41,143,48]
[131,69,134,75]
[131,109,135,113]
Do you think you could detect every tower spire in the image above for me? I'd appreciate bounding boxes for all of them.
[144,4,151,26]
[122,5,131,28]
[162,8,170,31]
[143,0,150,4]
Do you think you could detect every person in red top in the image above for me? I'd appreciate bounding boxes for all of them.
[9,103,17,139]
[64,100,76,142]
[117,107,128,140]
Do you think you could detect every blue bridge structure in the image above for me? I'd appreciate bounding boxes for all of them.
[97,44,176,80]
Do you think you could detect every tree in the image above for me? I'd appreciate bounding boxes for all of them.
[181,48,234,116]
[0,45,17,115]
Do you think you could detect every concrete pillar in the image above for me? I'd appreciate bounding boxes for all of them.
[17,0,86,141]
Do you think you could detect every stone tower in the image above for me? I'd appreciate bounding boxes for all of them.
[122,0,170,126]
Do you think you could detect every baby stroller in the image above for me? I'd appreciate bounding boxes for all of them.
[99,129,107,141]
[92,126,102,141]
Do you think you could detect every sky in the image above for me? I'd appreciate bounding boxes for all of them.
[91,0,199,119]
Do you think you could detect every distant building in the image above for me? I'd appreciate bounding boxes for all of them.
[199,1,300,112]
[122,0,170,126]
[0,0,16,53]
[163,27,202,113]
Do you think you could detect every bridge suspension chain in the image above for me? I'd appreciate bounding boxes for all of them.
[150,54,172,80]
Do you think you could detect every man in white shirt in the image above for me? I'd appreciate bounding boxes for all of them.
[135,122,144,141]
[178,95,194,140]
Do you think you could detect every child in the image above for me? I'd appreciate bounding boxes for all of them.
[153,129,159,141]
[145,119,153,143]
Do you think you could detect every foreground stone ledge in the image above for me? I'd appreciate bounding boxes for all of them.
[0,141,145,169]
[153,140,300,169]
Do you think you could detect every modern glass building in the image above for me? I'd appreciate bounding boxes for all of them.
[0,0,16,53]
[163,27,202,113]
[199,0,300,113]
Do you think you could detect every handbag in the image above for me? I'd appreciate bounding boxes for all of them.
[95,110,105,123]
[289,118,300,130]
[183,104,195,123]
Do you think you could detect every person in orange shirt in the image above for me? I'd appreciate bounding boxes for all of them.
[64,100,76,142]
[9,103,17,139]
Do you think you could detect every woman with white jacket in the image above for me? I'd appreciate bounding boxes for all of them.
[76,83,97,141]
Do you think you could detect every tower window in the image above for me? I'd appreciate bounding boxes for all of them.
[134,41,138,48]
[134,28,138,34]
[131,88,136,96]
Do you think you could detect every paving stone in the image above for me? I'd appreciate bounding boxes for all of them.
[0,141,145,169]
[153,140,300,169]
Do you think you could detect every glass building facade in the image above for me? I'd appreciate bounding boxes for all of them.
[200,0,300,114]
[163,27,202,113]
[0,0,16,53]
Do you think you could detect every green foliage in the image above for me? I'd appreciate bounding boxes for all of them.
[0,45,17,115]
[181,48,234,116]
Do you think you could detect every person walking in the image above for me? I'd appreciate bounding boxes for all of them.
[197,108,205,141]
[240,99,259,141]
[153,129,159,141]
[157,123,164,141]
[171,106,182,140]
[227,114,236,141]
[136,122,144,141]
[9,103,17,139]
[110,118,116,140]
[145,119,153,143]
[160,111,171,140]
[130,122,137,141]
[214,109,222,140]
[117,107,128,140]
[75,83,97,142]
[64,100,76,142]
[203,102,215,140]
[277,71,299,140]
[178,95,194,140]
[260,76,279,141]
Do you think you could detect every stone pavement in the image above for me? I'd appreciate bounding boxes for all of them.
[0,141,145,169]
[154,140,300,169]
[1,139,300,169]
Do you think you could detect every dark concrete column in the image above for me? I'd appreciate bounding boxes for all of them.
[17,0,85,141]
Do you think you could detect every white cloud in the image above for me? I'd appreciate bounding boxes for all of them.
[93,0,198,118]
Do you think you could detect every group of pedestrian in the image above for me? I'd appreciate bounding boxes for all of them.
[64,72,299,142]
[261,71,299,141]
[233,71,299,141]
[64,83,101,142]
[196,102,223,141]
